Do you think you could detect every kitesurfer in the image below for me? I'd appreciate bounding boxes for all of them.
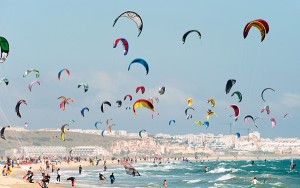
[67,177,76,186]
[79,165,82,174]
[204,167,209,173]
[110,173,115,184]
[99,173,106,180]
[290,162,296,171]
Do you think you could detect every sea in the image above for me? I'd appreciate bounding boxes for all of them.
[34,159,299,188]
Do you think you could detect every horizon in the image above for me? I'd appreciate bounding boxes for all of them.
[0,1,300,140]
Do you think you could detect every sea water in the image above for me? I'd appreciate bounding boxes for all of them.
[34,159,299,187]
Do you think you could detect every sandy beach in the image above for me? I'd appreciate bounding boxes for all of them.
[0,160,98,188]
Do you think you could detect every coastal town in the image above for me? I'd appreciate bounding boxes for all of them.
[2,126,300,158]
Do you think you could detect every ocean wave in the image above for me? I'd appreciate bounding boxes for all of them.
[270,182,284,187]
[208,167,233,173]
[183,179,201,183]
[241,164,252,167]
[215,174,235,181]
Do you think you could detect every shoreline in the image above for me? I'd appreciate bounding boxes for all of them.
[0,155,297,187]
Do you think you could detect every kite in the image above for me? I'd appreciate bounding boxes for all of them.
[15,100,27,118]
[169,120,175,125]
[23,69,40,78]
[158,86,165,95]
[78,83,89,92]
[95,121,102,129]
[113,11,143,37]
[0,37,9,63]
[0,126,10,140]
[229,104,240,121]
[235,132,241,139]
[116,100,122,107]
[194,120,203,126]
[243,19,269,42]
[61,124,69,141]
[58,68,70,80]
[28,80,40,92]
[136,86,145,94]
[149,96,159,104]
[270,118,276,128]
[203,121,209,129]
[139,129,146,138]
[61,124,69,133]
[225,79,236,94]
[106,118,113,125]
[101,130,105,137]
[133,99,154,115]
[182,30,201,44]
[101,101,112,113]
[81,107,89,117]
[206,110,217,120]
[207,98,216,108]
[261,88,275,102]
[187,98,193,107]
[124,94,133,101]
[244,115,257,127]
[231,91,242,102]
[113,38,129,55]
[261,105,270,115]
[185,107,195,116]
[283,113,291,119]
[0,77,9,85]
[128,58,149,75]
[107,124,114,132]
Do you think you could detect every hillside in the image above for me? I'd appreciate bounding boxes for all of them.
[1,130,131,150]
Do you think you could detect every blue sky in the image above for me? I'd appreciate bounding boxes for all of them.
[0,1,300,138]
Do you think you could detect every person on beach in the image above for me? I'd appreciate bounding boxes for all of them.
[23,166,32,179]
[7,165,12,175]
[67,177,76,186]
[46,160,50,170]
[251,177,258,184]
[28,172,34,183]
[110,173,115,184]
[56,168,61,182]
[39,173,50,188]
[99,173,106,180]
[104,165,107,171]
[79,165,82,174]
[163,179,168,186]
[51,163,55,173]
[2,165,7,176]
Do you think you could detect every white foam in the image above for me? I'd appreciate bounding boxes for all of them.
[187,179,201,183]
[215,174,235,181]
[208,167,233,173]
[183,179,201,183]
[241,164,252,167]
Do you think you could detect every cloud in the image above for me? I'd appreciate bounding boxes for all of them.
[280,93,300,107]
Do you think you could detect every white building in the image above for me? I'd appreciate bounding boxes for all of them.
[70,146,109,157]
[19,146,68,157]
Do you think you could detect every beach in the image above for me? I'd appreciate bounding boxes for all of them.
[0,160,99,188]
[0,155,296,187]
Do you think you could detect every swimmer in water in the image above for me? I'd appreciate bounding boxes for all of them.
[251,177,258,185]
